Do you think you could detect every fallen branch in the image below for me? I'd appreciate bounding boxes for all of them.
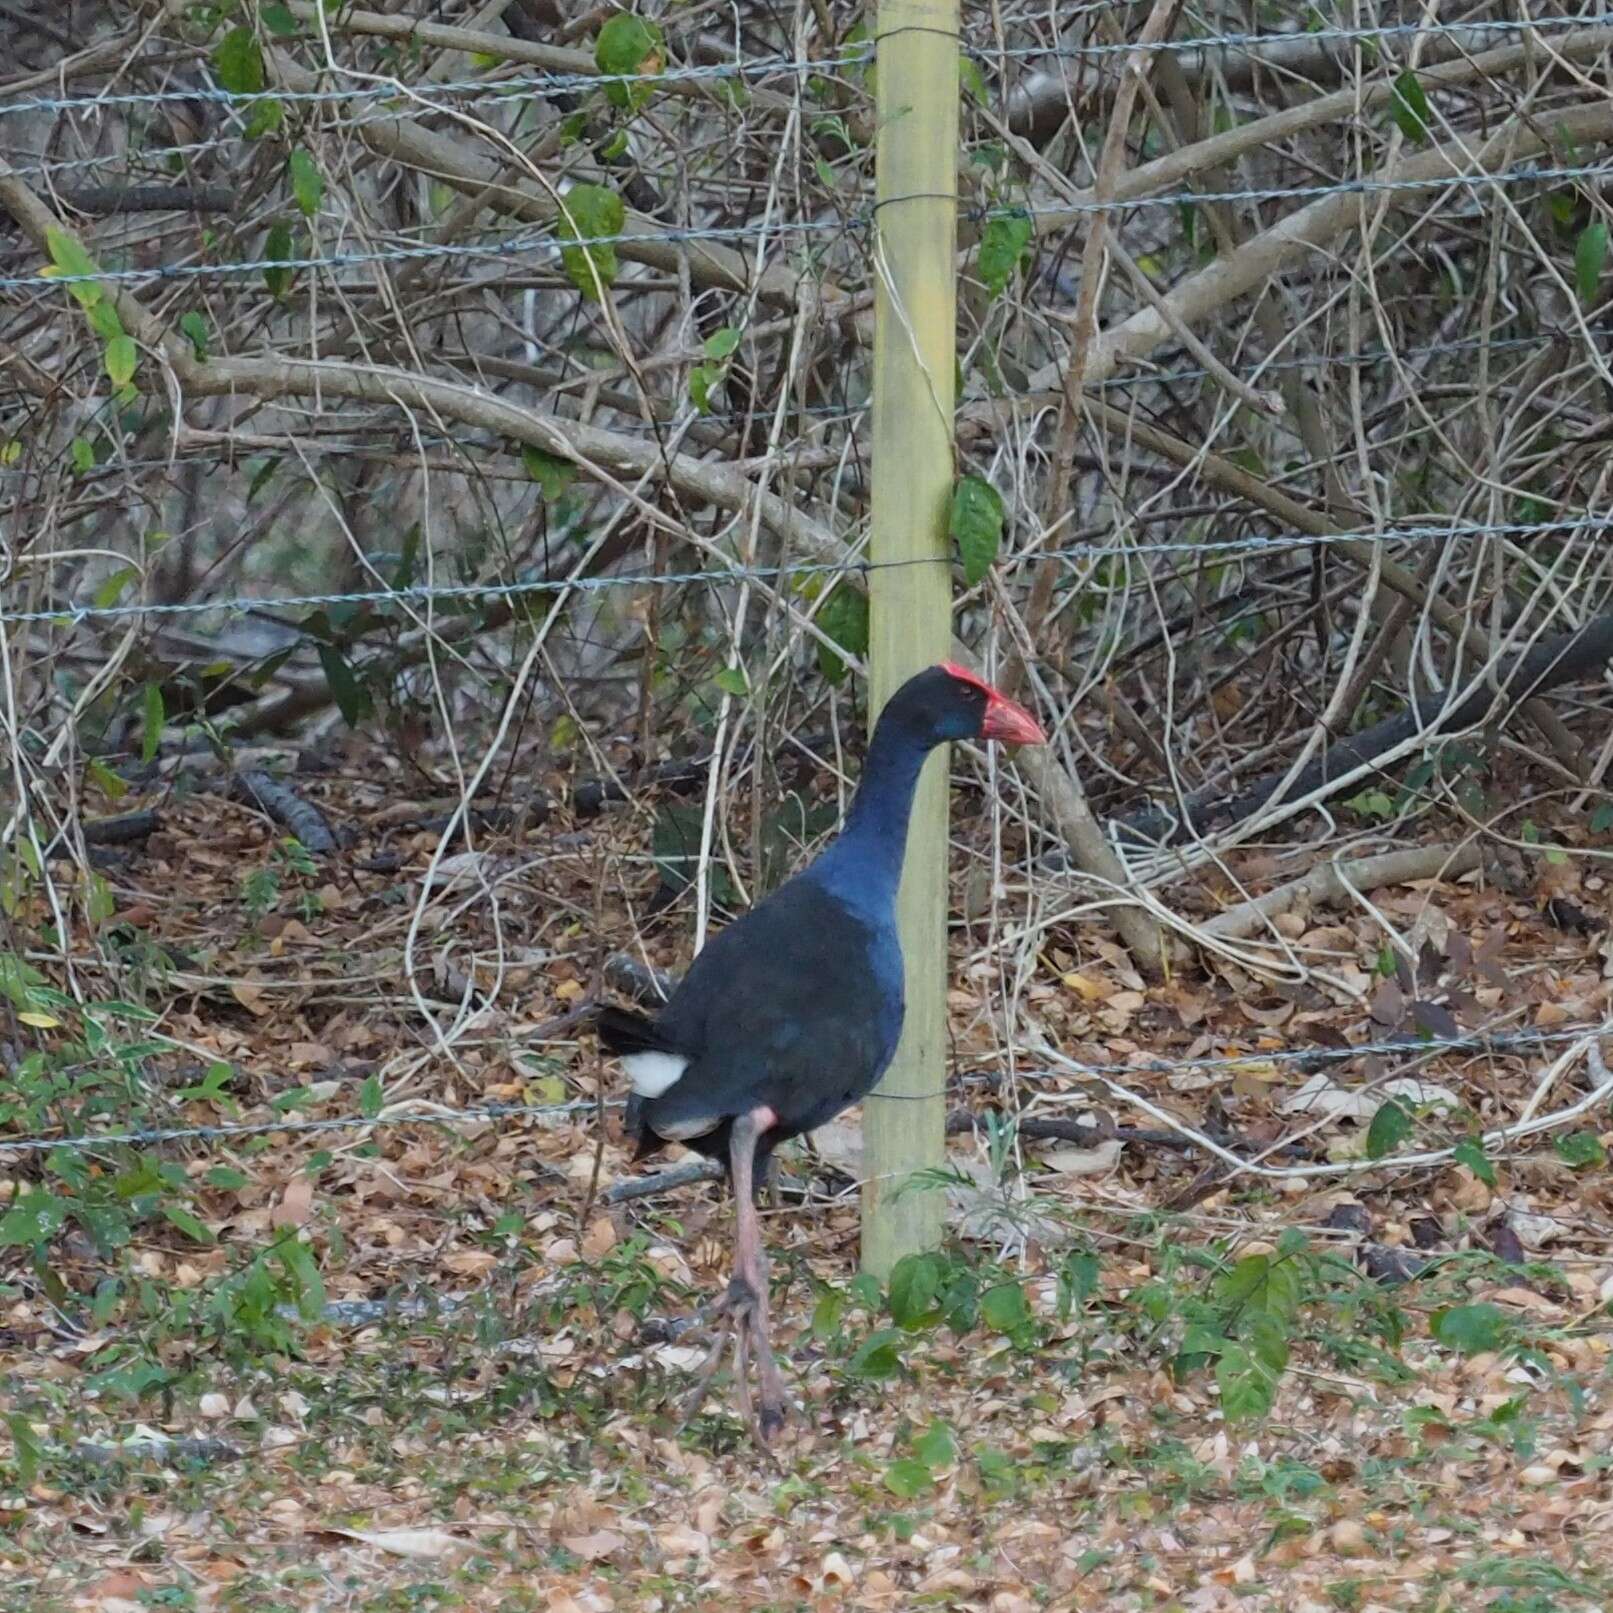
[603,1158,723,1203]
[1040,1034,1613,1183]
[1120,611,1613,847]
[1201,843,1485,942]
[56,184,236,215]
[80,810,160,847]
[232,770,338,855]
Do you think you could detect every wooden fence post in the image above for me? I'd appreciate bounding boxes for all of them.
[861,0,959,1279]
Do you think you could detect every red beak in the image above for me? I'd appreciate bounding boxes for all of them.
[940,660,1047,745]
[980,689,1046,746]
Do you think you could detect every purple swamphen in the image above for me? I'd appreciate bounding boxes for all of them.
[597,663,1045,1442]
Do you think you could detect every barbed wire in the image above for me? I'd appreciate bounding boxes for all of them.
[0,327,1598,485]
[995,11,1612,62]
[0,47,872,123]
[2,1017,1606,1159]
[2,12,1605,125]
[0,216,854,293]
[8,157,1610,295]
[1,513,1604,628]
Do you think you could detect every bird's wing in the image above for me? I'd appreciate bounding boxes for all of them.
[638,879,903,1138]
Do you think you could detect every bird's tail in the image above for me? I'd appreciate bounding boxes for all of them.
[595,1003,672,1057]
[596,1004,677,1161]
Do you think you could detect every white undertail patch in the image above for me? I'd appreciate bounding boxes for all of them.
[622,1050,688,1098]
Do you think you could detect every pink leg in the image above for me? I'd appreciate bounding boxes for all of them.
[727,1110,788,1440]
[677,1106,790,1445]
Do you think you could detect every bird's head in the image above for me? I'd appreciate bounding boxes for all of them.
[886,662,1046,748]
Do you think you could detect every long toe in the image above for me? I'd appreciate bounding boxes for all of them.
[757,1397,787,1444]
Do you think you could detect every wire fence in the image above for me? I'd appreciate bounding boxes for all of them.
[3,513,1611,628]
[0,326,1600,479]
[2,10,1606,126]
[10,162,1613,294]
[6,2,1613,1246]
[1,1018,1607,1163]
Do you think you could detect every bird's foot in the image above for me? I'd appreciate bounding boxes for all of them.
[676,1279,790,1449]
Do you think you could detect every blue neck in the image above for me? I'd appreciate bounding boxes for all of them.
[812,718,936,915]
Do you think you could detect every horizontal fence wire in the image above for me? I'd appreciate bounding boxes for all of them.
[2,1019,1608,1157]
[9,162,1613,294]
[0,48,872,122]
[0,328,1601,479]
[2,515,1607,628]
[998,11,1613,60]
[2,12,1606,124]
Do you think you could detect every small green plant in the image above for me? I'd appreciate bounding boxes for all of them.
[240,865,280,919]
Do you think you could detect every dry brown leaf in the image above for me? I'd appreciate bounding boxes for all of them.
[319,1526,467,1559]
[230,982,273,1016]
[560,1528,626,1561]
[270,1177,314,1229]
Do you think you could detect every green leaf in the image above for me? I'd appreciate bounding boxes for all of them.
[1453,1138,1495,1187]
[243,96,283,139]
[263,220,295,299]
[688,363,722,412]
[85,295,123,342]
[85,757,127,802]
[980,1280,1030,1335]
[1575,219,1607,305]
[1214,1253,1301,1324]
[261,3,299,37]
[976,211,1032,297]
[6,1413,42,1486]
[1554,1131,1606,1169]
[1590,802,1613,834]
[595,13,664,111]
[288,148,324,218]
[101,333,136,388]
[521,445,576,499]
[556,183,624,301]
[93,567,136,609]
[959,56,988,106]
[951,474,1005,585]
[278,1238,327,1321]
[178,310,210,359]
[70,437,95,474]
[1390,69,1430,143]
[888,1251,944,1330]
[179,1064,235,1103]
[814,585,868,684]
[205,1166,248,1190]
[703,325,741,360]
[1056,1249,1099,1320]
[140,681,164,764]
[911,1421,956,1467]
[213,26,266,97]
[810,1287,844,1340]
[161,1203,215,1244]
[1217,1341,1278,1420]
[316,643,370,728]
[0,1192,69,1247]
[1365,1098,1412,1160]
[359,1073,384,1119]
[713,665,748,698]
[1431,1302,1507,1356]
[884,1456,933,1498]
[846,1326,904,1379]
[44,226,100,288]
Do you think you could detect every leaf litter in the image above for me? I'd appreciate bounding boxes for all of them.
[2,760,1613,1611]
